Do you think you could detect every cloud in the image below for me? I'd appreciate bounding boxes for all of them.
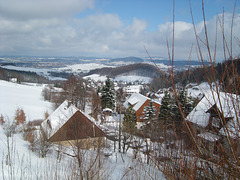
[0,3,239,61]
[126,18,147,36]
[0,0,94,20]
[155,13,240,60]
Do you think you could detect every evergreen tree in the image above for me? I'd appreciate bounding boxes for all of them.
[143,100,158,123]
[172,88,194,128]
[101,77,116,110]
[142,100,158,136]
[158,91,172,125]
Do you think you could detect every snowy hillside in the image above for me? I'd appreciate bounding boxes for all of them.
[114,75,152,83]
[0,80,53,121]
[57,63,115,73]
[0,80,165,179]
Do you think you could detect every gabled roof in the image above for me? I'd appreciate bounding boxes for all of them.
[123,93,161,112]
[219,115,240,139]
[41,100,78,139]
[186,91,240,138]
[198,132,221,142]
[41,100,104,141]
[123,93,148,111]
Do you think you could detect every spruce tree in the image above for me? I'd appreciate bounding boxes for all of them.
[158,91,172,125]
[172,88,194,128]
[143,100,157,123]
[142,100,158,136]
[101,77,116,110]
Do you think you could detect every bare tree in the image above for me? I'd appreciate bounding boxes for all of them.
[63,75,88,111]
[91,89,101,121]
[145,0,240,179]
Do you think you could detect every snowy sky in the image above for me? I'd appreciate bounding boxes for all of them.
[0,0,239,61]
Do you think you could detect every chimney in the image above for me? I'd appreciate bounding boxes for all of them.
[67,100,72,108]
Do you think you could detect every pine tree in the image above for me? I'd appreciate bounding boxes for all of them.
[143,100,158,123]
[142,100,158,136]
[172,88,194,128]
[158,91,172,125]
[101,77,116,110]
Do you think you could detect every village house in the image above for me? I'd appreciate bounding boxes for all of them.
[40,100,105,148]
[186,91,240,156]
[123,92,161,128]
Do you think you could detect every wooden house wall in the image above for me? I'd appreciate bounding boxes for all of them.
[135,99,161,122]
[49,111,105,142]
[189,122,205,135]
[221,136,240,156]
[55,137,105,149]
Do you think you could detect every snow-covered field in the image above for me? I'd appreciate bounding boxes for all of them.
[114,75,152,84]
[1,65,66,80]
[2,64,153,84]
[0,80,53,121]
[83,74,108,82]
[57,63,115,73]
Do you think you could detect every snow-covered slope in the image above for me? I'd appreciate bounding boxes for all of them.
[114,75,152,83]
[0,79,165,180]
[0,80,53,121]
[57,63,115,73]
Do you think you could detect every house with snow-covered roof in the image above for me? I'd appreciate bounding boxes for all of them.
[123,93,161,126]
[40,100,105,148]
[186,91,240,155]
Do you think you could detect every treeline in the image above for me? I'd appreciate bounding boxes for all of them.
[0,67,49,83]
[151,58,240,93]
[86,63,159,78]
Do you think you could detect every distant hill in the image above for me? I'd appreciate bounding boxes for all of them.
[109,56,209,68]
[84,59,210,79]
[85,63,160,78]
[110,57,144,63]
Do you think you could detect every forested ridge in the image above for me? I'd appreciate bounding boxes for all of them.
[151,58,240,91]
[0,67,49,83]
[85,63,159,78]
